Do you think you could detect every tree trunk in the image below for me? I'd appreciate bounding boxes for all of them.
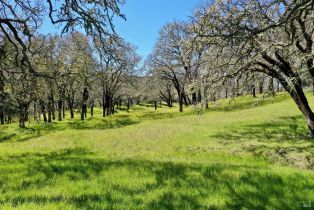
[154,101,157,110]
[127,97,130,111]
[81,87,89,120]
[102,91,106,117]
[277,80,281,92]
[198,90,202,103]
[81,104,86,120]
[62,104,65,119]
[0,109,4,125]
[58,97,62,121]
[67,97,74,119]
[192,92,197,104]
[185,95,190,107]
[37,108,41,123]
[70,108,74,119]
[169,98,173,108]
[51,93,55,120]
[0,71,5,125]
[18,103,28,128]
[251,73,256,98]
[106,95,111,116]
[111,100,115,115]
[179,92,184,112]
[278,74,314,137]
[259,84,263,94]
[33,100,37,121]
[179,99,183,112]
[7,116,12,124]
[40,101,47,122]
[269,78,275,97]
[90,100,94,117]
[119,97,122,108]
[290,89,314,137]
[47,94,52,123]
[48,109,52,123]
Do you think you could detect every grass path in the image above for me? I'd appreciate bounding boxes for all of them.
[0,94,314,209]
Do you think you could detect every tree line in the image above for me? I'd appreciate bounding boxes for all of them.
[0,0,144,127]
[0,31,142,127]
[146,0,314,137]
[1,0,314,137]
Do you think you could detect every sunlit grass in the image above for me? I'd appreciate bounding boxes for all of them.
[0,93,314,209]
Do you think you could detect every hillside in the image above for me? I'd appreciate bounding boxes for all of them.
[0,93,314,209]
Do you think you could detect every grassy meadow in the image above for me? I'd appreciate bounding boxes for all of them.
[0,93,314,209]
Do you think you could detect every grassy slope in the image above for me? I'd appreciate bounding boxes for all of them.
[0,93,314,209]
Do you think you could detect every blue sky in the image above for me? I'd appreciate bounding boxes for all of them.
[114,0,202,59]
[39,1,201,60]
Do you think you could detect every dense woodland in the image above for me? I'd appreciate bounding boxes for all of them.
[1,0,314,136]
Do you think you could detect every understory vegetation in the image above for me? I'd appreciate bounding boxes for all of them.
[0,93,314,209]
[1,0,314,209]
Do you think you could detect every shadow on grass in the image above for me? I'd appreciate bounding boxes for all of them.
[140,111,181,120]
[0,148,313,209]
[68,117,139,130]
[0,127,48,143]
[213,115,314,169]
[214,115,310,142]
[0,117,140,143]
[0,132,17,143]
[207,93,290,112]
[0,94,292,144]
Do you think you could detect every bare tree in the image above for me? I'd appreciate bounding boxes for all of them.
[96,38,140,116]
[0,0,125,76]
[149,21,206,112]
[194,0,314,137]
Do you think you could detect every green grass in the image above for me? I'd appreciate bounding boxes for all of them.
[0,93,314,209]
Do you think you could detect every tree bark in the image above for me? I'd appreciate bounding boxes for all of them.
[0,70,5,125]
[47,94,52,123]
[198,89,202,103]
[70,107,74,119]
[81,87,89,120]
[192,92,197,104]
[111,99,115,115]
[289,88,314,137]
[252,86,256,98]
[269,77,275,97]
[90,100,94,117]
[62,100,65,119]
[185,94,190,107]
[18,102,29,128]
[0,109,4,125]
[102,90,106,117]
[58,92,62,121]
[259,84,263,94]
[51,93,55,120]
[119,97,122,108]
[40,100,47,122]
[179,92,184,112]
[127,97,130,111]
[6,116,12,124]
